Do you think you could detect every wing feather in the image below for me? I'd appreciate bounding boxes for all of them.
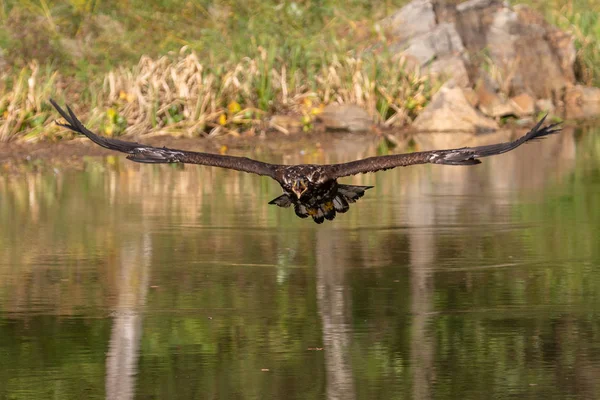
[326,115,561,178]
[50,99,278,178]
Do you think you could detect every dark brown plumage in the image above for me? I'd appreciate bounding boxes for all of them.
[50,99,561,224]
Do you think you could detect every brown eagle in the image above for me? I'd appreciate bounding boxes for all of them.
[50,100,560,224]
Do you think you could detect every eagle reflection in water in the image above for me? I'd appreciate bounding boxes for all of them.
[50,99,560,223]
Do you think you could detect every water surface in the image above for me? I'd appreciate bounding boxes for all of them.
[1,126,599,399]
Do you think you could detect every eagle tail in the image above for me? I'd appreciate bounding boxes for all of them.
[308,185,373,223]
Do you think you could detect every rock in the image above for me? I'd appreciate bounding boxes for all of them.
[480,101,515,118]
[445,0,505,66]
[535,98,555,114]
[413,81,498,132]
[394,23,465,66]
[564,85,600,119]
[426,55,470,87]
[318,104,373,132]
[462,87,479,108]
[510,93,536,116]
[384,1,466,68]
[456,0,501,13]
[485,6,576,99]
[475,77,515,118]
[378,0,594,122]
[382,0,436,40]
[475,78,499,108]
[514,5,576,83]
[430,1,576,99]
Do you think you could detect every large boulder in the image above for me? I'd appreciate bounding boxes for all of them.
[380,0,596,120]
[413,82,498,132]
[426,55,470,88]
[485,6,575,99]
[384,0,469,80]
[434,0,576,98]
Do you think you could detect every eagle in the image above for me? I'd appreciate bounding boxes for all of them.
[50,99,561,224]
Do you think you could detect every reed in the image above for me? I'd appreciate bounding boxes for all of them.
[0,48,436,141]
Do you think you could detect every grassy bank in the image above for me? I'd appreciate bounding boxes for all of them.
[1,0,433,141]
[0,49,436,141]
[0,0,598,142]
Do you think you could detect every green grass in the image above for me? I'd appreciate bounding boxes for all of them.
[0,0,421,141]
[0,0,598,142]
[0,0,404,77]
[1,0,442,142]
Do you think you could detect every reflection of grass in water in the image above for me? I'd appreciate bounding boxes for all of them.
[1,129,600,399]
[0,126,595,315]
[513,127,600,272]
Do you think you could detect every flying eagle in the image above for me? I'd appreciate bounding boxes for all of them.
[50,100,561,224]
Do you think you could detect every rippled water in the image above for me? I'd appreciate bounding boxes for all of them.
[1,126,600,399]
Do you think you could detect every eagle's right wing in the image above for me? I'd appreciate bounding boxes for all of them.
[50,100,279,178]
[326,115,561,178]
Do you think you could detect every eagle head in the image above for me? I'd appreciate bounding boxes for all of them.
[292,178,308,199]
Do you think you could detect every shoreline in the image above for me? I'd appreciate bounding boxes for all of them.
[2,120,578,174]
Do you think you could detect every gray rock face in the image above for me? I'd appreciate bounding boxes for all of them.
[486,6,575,99]
[382,0,436,41]
[385,1,467,69]
[380,0,598,123]
[450,0,505,57]
[427,55,470,88]
[400,23,465,66]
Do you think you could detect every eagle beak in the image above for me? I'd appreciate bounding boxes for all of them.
[292,181,307,199]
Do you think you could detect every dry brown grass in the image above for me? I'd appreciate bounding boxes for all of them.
[0,47,437,142]
[0,62,58,142]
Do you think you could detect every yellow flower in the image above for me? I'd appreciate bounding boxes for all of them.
[218,113,227,125]
[311,104,324,115]
[227,101,241,114]
[107,108,117,121]
[119,91,135,103]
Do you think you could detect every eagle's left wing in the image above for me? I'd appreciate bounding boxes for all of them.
[326,115,561,179]
[50,100,279,178]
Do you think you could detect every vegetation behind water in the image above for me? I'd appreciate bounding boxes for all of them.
[0,0,598,142]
